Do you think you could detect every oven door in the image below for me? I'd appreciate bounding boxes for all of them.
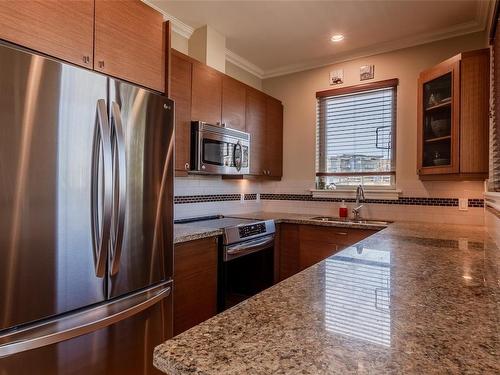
[195,131,249,174]
[219,235,275,311]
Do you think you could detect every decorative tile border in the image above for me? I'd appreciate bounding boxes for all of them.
[468,198,485,208]
[173,193,484,207]
[174,194,241,204]
[259,193,484,207]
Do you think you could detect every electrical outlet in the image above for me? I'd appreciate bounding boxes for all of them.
[256,193,261,202]
[458,198,468,211]
[240,193,244,202]
[458,238,468,250]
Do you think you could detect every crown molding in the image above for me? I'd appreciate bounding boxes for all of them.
[225,49,265,79]
[141,0,194,39]
[262,18,489,79]
[143,0,494,80]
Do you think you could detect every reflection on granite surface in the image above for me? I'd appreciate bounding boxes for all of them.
[157,222,499,374]
[325,247,391,347]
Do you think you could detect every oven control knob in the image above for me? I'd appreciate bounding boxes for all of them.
[201,164,206,170]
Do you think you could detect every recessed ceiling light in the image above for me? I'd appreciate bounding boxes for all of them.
[330,34,344,42]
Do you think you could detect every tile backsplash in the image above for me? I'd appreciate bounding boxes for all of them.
[174,176,485,225]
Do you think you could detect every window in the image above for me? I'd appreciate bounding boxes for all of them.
[316,79,398,189]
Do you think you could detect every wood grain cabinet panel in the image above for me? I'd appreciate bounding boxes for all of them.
[94,0,165,92]
[246,88,267,175]
[278,224,300,281]
[279,224,378,280]
[0,0,94,68]
[266,97,284,177]
[222,76,246,131]
[191,63,222,124]
[170,51,193,175]
[173,237,218,336]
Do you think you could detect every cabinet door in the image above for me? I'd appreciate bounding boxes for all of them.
[246,88,267,175]
[417,59,460,176]
[0,0,94,68]
[222,76,246,131]
[192,63,222,124]
[266,97,283,177]
[279,224,300,281]
[171,52,193,174]
[173,237,218,336]
[94,0,165,92]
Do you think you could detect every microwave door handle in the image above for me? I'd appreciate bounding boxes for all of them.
[91,99,113,278]
[110,102,127,276]
[233,141,242,171]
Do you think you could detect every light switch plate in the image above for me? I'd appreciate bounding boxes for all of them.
[458,198,468,211]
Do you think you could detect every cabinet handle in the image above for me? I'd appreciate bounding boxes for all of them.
[335,232,348,236]
[184,162,190,170]
[98,61,105,68]
[82,55,90,64]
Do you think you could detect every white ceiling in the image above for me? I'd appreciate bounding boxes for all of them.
[147,0,493,78]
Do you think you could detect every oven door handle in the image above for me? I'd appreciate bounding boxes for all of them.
[224,235,275,261]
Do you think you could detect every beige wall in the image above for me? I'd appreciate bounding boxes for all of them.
[171,31,262,89]
[225,61,262,90]
[171,31,188,54]
[262,32,488,200]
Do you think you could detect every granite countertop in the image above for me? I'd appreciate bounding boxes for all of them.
[173,224,223,244]
[158,221,499,374]
[174,212,389,244]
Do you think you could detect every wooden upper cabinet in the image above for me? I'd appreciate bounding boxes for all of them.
[94,0,165,92]
[417,49,489,180]
[246,88,267,175]
[266,96,283,177]
[170,51,193,174]
[191,63,222,124]
[0,0,94,68]
[222,76,246,131]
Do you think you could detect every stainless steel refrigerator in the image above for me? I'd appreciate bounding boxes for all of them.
[0,42,174,374]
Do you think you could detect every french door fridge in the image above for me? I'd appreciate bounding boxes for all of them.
[0,42,174,374]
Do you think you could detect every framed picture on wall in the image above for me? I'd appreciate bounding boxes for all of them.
[329,69,344,85]
[360,65,375,80]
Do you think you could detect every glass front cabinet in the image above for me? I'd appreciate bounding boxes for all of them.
[417,49,489,180]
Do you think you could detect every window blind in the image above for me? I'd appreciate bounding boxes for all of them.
[316,82,397,187]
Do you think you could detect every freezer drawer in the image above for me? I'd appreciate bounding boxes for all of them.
[0,282,172,375]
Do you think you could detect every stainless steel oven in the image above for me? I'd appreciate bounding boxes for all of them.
[191,121,250,175]
[218,220,276,311]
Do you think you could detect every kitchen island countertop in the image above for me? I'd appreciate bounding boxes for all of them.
[160,220,499,374]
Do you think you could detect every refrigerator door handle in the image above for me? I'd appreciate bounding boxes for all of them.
[110,102,127,275]
[0,282,171,358]
[91,99,113,278]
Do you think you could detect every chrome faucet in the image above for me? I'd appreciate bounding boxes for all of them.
[352,185,365,221]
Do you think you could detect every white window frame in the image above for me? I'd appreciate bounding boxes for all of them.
[314,79,399,195]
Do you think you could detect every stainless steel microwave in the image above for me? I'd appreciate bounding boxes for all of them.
[190,121,250,175]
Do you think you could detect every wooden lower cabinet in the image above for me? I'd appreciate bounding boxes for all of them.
[278,224,377,281]
[173,237,218,336]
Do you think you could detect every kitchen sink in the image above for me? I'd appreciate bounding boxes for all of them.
[309,217,391,226]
